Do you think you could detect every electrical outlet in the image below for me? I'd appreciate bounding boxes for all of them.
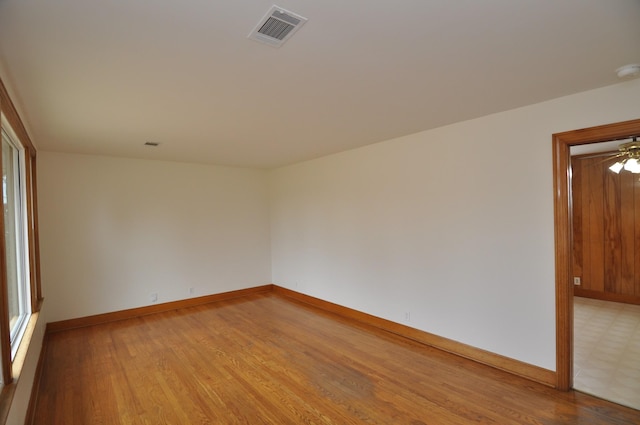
[150,292,158,303]
[573,277,581,286]
[188,287,195,296]
[405,312,411,322]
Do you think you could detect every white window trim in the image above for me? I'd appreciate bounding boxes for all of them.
[0,115,32,360]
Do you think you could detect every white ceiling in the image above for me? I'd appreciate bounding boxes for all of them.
[0,0,639,168]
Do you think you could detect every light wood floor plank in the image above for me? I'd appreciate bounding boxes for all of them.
[32,293,639,424]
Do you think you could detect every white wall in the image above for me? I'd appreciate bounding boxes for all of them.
[38,153,271,322]
[269,79,640,371]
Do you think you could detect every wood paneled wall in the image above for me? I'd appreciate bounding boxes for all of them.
[571,154,640,304]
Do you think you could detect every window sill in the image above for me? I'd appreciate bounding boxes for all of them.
[0,304,42,424]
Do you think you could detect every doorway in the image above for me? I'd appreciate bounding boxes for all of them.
[552,118,640,394]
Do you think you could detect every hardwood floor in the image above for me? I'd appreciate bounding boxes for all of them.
[32,293,639,424]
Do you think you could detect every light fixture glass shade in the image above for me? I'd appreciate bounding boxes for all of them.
[623,158,640,173]
[607,138,640,174]
[609,161,624,173]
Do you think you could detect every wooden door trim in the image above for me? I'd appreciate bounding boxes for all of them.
[552,118,640,390]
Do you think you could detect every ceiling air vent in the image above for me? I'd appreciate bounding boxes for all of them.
[248,5,307,47]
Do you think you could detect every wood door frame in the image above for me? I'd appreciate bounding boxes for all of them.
[552,118,640,390]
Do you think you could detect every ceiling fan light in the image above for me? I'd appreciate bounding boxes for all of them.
[609,161,624,173]
[623,158,640,173]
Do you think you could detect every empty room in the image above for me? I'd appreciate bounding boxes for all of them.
[0,1,640,424]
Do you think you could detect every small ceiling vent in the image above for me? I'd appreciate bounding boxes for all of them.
[248,5,307,47]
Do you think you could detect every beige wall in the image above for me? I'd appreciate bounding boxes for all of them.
[269,79,640,371]
[37,153,272,322]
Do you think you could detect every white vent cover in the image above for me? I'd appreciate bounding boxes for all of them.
[248,5,307,47]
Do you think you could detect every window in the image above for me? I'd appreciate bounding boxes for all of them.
[1,122,31,361]
[0,77,42,422]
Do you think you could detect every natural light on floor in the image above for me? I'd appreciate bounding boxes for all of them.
[574,296,640,410]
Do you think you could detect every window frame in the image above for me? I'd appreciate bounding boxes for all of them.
[1,122,32,360]
[0,77,42,388]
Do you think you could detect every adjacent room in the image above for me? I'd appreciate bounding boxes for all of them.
[570,140,640,409]
[0,1,639,424]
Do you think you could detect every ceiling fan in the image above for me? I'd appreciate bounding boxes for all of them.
[608,137,640,174]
